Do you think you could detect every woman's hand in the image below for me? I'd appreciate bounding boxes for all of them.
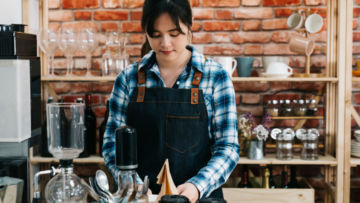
[177,182,199,203]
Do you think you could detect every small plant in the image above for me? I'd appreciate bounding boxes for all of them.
[238,112,272,141]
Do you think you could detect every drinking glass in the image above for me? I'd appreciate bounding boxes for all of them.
[38,28,58,76]
[46,103,85,160]
[58,29,78,76]
[78,29,98,76]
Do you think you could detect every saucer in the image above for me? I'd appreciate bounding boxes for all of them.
[262,73,292,78]
[353,70,360,77]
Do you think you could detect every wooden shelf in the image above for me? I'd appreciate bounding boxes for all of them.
[238,154,337,166]
[350,158,360,167]
[352,77,360,82]
[30,155,105,164]
[41,76,116,82]
[271,116,324,120]
[231,77,338,83]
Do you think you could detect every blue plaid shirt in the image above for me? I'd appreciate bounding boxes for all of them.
[102,46,240,198]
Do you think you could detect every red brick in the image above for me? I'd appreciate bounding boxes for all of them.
[309,8,327,18]
[263,0,301,6]
[62,0,99,9]
[100,22,118,32]
[94,11,128,20]
[242,20,260,31]
[203,21,240,31]
[233,82,270,92]
[355,8,360,18]
[191,0,200,7]
[357,0,360,5]
[48,23,61,31]
[275,119,300,128]
[270,82,292,91]
[74,11,91,20]
[49,10,72,21]
[310,55,327,68]
[305,0,323,5]
[232,32,271,44]
[49,0,60,9]
[94,106,107,117]
[242,0,260,6]
[354,32,360,42]
[215,10,233,20]
[102,95,111,104]
[354,19,358,30]
[244,45,262,55]
[62,22,98,32]
[292,82,325,91]
[275,8,293,17]
[235,93,241,105]
[102,0,119,8]
[311,31,327,43]
[262,19,288,30]
[191,22,201,31]
[192,33,212,44]
[271,31,289,42]
[121,21,142,32]
[121,0,144,8]
[49,83,71,94]
[202,0,240,7]
[126,46,141,56]
[237,106,263,116]
[193,8,214,20]
[71,83,91,93]
[354,94,360,104]
[264,44,292,55]
[214,33,231,43]
[241,94,261,104]
[203,45,242,56]
[131,11,142,20]
[93,83,114,93]
[129,34,144,44]
[234,8,273,19]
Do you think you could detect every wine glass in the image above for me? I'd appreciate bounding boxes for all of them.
[38,28,58,76]
[58,29,78,76]
[78,29,98,77]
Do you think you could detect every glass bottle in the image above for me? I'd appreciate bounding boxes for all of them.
[45,160,87,202]
[41,96,54,157]
[268,166,276,189]
[288,166,298,188]
[281,166,289,189]
[238,165,252,188]
[99,100,110,157]
[263,168,270,189]
[79,94,97,157]
[77,98,89,158]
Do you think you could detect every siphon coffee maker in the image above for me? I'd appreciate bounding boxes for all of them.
[271,128,295,160]
[296,128,320,160]
[33,103,88,202]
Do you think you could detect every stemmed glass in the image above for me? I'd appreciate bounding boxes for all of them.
[58,29,78,76]
[38,28,58,76]
[102,32,128,76]
[78,29,98,77]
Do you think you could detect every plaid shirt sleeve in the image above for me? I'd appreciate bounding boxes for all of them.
[187,61,240,198]
[102,65,144,184]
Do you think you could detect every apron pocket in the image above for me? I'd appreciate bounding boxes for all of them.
[165,114,201,153]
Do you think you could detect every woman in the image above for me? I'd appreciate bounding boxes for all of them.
[102,0,240,202]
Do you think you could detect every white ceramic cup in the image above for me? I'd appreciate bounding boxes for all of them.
[289,35,315,56]
[214,57,237,77]
[287,10,304,30]
[355,130,360,142]
[266,62,293,75]
[305,14,324,33]
[263,56,290,72]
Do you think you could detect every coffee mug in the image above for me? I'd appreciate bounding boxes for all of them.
[235,57,260,77]
[266,62,293,75]
[263,56,290,72]
[289,35,315,56]
[305,13,324,33]
[287,10,304,30]
[214,57,237,77]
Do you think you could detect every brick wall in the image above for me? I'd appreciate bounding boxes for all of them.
[47,0,330,201]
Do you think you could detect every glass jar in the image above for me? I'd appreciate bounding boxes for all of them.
[276,128,295,160]
[300,129,319,160]
[266,100,279,117]
[279,100,285,115]
[282,100,293,116]
[307,99,318,116]
[295,99,307,116]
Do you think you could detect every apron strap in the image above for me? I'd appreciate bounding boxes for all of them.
[137,62,146,103]
[190,56,206,105]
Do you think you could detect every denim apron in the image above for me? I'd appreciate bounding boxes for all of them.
[126,61,223,199]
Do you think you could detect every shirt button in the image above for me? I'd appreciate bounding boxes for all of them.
[176,81,180,85]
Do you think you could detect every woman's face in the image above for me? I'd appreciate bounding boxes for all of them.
[146,13,190,63]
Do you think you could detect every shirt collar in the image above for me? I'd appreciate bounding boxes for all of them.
[137,45,206,73]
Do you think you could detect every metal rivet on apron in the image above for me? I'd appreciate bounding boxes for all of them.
[139,75,144,79]
[193,99,197,103]
[140,92,144,96]
[193,92,197,97]
[195,76,200,81]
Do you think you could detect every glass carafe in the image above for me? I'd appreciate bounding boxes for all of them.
[301,129,319,160]
[276,128,295,160]
[46,103,85,159]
